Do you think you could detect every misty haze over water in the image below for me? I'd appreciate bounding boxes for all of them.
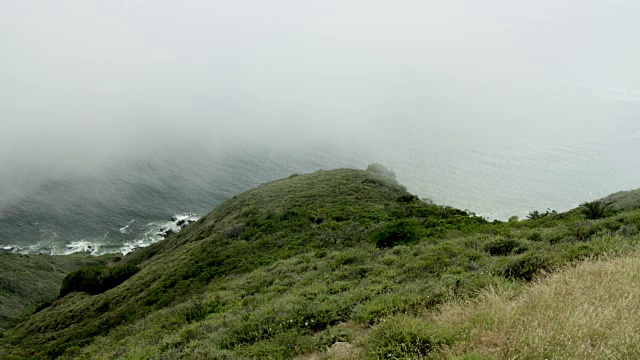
[1,1,639,253]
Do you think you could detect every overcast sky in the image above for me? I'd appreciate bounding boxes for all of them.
[1,0,639,185]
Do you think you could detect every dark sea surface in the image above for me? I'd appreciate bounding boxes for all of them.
[1,86,639,255]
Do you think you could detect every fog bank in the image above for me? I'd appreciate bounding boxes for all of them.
[2,0,639,205]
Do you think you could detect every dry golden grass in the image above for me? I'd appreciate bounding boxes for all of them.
[434,252,640,359]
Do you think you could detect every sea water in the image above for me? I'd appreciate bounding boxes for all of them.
[1,85,639,255]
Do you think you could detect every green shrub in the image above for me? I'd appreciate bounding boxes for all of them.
[181,298,221,323]
[581,200,614,220]
[398,194,419,203]
[240,330,316,359]
[572,222,599,241]
[352,293,422,325]
[33,301,53,314]
[616,224,639,237]
[527,209,558,220]
[528,232,543,242]
[562,243,594,262]
[317,326,354,348]
[59,266,107,297]
[501,254,547,281]
[366,315,457,359]
[413,242,464,275]
[59,264,139,297]
[331,249,368,268]
[485,238,526,256]
[102,264,139,290]
[315,250,327,258]
[370,220,424,248]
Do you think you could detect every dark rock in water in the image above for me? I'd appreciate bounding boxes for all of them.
[1,246,18,253]
[152,214,200,242]
[157,226,174,239]
[62,242,96,255]
[175,215,198,230]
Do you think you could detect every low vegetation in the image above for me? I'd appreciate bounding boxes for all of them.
[0,252,118,331]
[0,165,639,359]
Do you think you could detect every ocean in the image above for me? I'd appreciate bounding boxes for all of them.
[1,85,639,255]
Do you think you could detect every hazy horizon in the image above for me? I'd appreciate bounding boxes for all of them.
[2,0,639,220]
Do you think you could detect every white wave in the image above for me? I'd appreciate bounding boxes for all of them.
[1,243,53,255]
[118,213,200,255]
[62,240,100,255]
[119,220,135,234]
[5,213,202,256]
[58,232,109,255]
[118,224,166,255]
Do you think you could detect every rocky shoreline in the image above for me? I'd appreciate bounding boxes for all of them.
[0,213,200,256]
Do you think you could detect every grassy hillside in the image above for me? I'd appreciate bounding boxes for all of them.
[1,165,640,359]
[0,252,119,331]
[429,251,640,359]
[559,188,640,220]
[602,188,640,212]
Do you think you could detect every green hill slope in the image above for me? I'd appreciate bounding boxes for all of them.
[602,188,640,212]
[0,252,118,331]
[2,166,640,359]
